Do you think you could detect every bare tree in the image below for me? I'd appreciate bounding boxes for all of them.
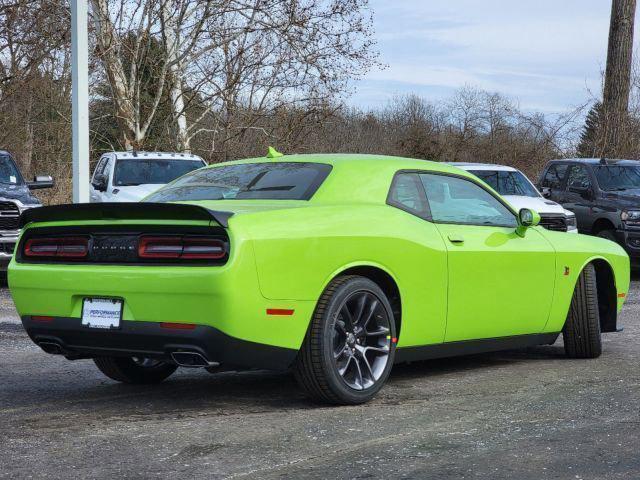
[601,0,636,156]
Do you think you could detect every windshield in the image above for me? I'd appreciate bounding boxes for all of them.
[113,159,204,186]
[145,162,332,202]
[594,165,640,191]
[469,169,539,197]
[0,154,23,185]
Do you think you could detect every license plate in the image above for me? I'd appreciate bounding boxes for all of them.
[81,298,123,329]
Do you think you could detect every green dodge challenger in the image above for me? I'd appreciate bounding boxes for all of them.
[9,154,630,404]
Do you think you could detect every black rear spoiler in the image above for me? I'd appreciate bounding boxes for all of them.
[19,202,234,228]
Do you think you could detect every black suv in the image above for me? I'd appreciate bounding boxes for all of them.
[538,158,640,264]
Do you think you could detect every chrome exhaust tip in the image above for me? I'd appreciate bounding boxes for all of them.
[170,351,214,368]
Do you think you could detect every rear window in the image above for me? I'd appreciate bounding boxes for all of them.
[145,162,332,202]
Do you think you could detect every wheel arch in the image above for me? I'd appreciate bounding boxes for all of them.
[321,263,403,340]
[574,257,618,333]
[591,217,616,235]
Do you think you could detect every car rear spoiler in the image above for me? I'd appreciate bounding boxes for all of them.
[19,202,234,228]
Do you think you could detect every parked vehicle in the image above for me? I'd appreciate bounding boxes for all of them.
[0,150,53,271]
[450,163,577,233]
[90,151,206,203]
[11,154,629,404]
[539,158,640,266]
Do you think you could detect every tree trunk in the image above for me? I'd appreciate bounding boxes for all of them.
[602,0,636,157]
[162,1,190,153]
[90,0,148,151]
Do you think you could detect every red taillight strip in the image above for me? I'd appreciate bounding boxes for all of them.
[138,236,226,260]
[24,237,88,258]
[32,316,54,323]
[160,322,197,330]
[266,309,295,316]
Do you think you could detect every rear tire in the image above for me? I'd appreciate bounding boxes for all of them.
[294,275,396,405]
[94,357,177,384]
[563,263,602,358]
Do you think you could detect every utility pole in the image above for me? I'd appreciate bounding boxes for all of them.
[71,0,90,203]
[602,0,637,157]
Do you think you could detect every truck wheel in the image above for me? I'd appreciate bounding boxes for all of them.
[563,263,602,358]
[294,275,396,405]
[94,356,177,384]
[597,230,617,242]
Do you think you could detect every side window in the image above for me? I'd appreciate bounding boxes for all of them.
[102,159,113,184]
[388,173,430,217]
[420,173,517,227]
[566,165,592,189]
[92,157,107,182]
[541,164,569,189]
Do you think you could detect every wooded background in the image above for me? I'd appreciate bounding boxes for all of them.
[0,0,636,204]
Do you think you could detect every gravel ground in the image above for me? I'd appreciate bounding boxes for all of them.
[0,282,639,479]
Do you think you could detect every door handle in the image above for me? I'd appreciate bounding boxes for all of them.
[447,234,464,244]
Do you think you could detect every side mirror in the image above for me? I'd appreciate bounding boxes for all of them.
[26,175,54,190]
[517,208,540,237]
[92,174,108,192]
[540,187,551,198]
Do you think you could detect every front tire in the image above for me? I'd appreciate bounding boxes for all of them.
[597,230,617,243]
[294,275,396,405]
[94,356,177,384]
[563,263,602,358]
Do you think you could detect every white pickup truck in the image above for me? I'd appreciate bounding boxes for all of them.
[451,162,578,233]
[90,151,206,203]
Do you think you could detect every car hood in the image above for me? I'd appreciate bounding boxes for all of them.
[0,183,40,206]
[602,189,640,207]
[502,195,572,216]
[113,184,166,202]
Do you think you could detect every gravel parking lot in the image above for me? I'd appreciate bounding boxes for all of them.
[1,281,639,480]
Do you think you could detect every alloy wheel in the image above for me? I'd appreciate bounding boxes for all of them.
[332,290,392,390]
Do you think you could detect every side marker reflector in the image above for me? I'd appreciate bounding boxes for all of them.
[266,309,294,316]
[618,293,627,298]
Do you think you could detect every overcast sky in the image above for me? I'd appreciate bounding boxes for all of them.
[351,1,634,113]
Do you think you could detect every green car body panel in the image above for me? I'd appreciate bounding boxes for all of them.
[8,154,630,365]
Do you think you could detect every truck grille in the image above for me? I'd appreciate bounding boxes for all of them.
[539,214,567,232]
[0,201,20,230]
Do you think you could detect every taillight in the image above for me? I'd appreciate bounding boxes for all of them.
[24,237,89,258]
[138,236,226,260]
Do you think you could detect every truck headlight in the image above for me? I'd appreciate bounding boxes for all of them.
[621,210,640,224]
[566,215,577,231]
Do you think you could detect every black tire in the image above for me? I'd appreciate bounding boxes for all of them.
[294,275,397,405]
[597,230,617,243]
[94,356,177,384]
[563,263,602,358]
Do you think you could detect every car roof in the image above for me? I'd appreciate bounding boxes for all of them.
[107,151,204,161]
[447,162,518,172]
[547,158,640,167]
[213,153,464,173]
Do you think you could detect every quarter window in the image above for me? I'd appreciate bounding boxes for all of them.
[541,164,569,189]
[420,173,517,227]
[388,173,429,217]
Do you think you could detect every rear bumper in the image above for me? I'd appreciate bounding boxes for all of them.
[22,316,298,371]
